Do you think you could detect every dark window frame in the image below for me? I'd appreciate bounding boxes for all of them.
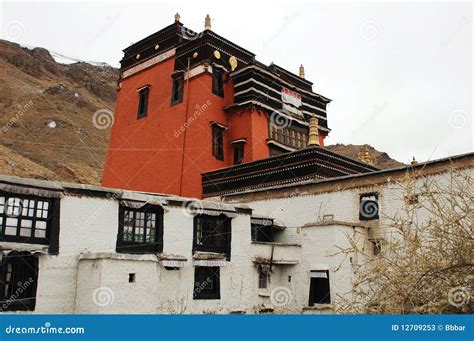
[171,74,184,106]
[212,68,224,97]
[359,192,379,221]
[137,87,150,119]
[0,192,60,251]
[0,252,39,311]
[116,205,164,254]
[193,266,220,300]
[233,142,245,165]
[308,270,331,305]
[251,223,274,243]
[212,125,225,161]
[258,268,268,289]
[193,214,231,260]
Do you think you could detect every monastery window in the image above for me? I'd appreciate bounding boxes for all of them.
[171,74,184,105]
[116,205,163,254]
[258,265,269,289]
[371,240,383,256]
[193,214,231,259]
[308,270,330,305]
[0,193,58,245]
[233,142,245,165]
[0,252,38,311]
[251,222,273,243]
[193,266,220,300]
[359,193,379,220]
[137,86,149,119]
[212,68,224,97]
[269,123,308,149]
[212,125,225,161]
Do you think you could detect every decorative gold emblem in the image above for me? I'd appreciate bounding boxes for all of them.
[229,56,238,71]
[136,54,140,60]
[213,50,221,59]
[154,44,160,50]
[193,52,199,58]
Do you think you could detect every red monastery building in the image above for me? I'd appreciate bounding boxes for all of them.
[102,14,374,198]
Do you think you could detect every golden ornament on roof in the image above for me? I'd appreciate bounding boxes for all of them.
[229,55,238,71]
[213,50,221,59]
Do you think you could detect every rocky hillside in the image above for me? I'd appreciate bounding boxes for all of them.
[0,40,403,185]
[325,143,405,169]
[0,39,118,185]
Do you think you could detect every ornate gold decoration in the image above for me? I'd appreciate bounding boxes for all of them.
[299,64,305,78]
[213,50,221,59]
[174,13,180,22]
[360,145,374,164]
[204,14,211,30]
[307,118,320,147]
[229,56,238,71]
[155,44,160,50]
[136,54,140,60]
[193,52,199,58]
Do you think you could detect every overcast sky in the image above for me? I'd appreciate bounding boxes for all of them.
[1,0,472,163]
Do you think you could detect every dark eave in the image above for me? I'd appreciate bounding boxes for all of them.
[269,63,313,88]
[202,146,378,197]
[217,152,474,198]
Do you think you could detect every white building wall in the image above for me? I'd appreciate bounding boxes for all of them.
[1,165,471,314]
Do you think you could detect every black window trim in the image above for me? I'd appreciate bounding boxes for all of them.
[193,266,221,300]
[0,191,60,253]
[137,86,150,119]
[192,214,231,261]
[116,204,164,254]
[308,270,331,305]
[0,251,39,312]
[211,124,225,161]
[212,68,224,97]
[170,74,184,106]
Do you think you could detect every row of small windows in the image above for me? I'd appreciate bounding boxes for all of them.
[136,69,225,119]
[269,123,308,149]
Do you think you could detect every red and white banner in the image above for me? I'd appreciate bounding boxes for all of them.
[281,87,302,108]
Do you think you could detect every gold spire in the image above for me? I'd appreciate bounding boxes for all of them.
[411,156,417,165]
[299,64,305,79]
[307,118,320,147]
[174,13,181,22]
[204,14,211,30]
[360,145,374,164]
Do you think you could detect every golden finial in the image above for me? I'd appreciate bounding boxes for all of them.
[307,118,320,147]
[204,14,211,30]
[411,156,417,165]
[299,64,305,79]
[174,13,181,22]
[361,145,374,164]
